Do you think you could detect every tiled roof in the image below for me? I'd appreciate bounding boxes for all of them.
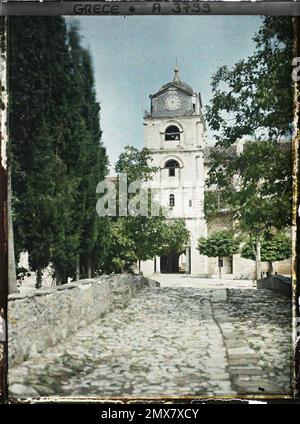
[204,145,238,161]
[158,80,193,96]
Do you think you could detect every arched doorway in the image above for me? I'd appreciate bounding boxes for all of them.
[160,253,180,273]
[160,249,190,274]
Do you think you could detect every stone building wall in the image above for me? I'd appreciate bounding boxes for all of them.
[8,275,158,367]
[207,215,291,279]
[144,115,205,151]
[272,259,292,275]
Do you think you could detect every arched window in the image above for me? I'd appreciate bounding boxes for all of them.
[165,159,180,177]
[169,194,175,207]
[165,125,180,141]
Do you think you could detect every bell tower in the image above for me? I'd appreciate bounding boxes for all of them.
[141,66,208,276]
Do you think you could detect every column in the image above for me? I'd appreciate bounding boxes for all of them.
[185,247,191,274]
[155,256,161,273]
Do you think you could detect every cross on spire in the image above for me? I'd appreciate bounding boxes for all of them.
[173,60,180,82]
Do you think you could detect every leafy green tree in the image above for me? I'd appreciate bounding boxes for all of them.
[241,232,291,276]
[66,23,108,280]
[198,231,239,279]
[207,140,291,281]
[128,216,189,263]
[204,191,230,220]
[101,216,190,274]
[9,18,108,286]
[99,218,137,274]
[100,146,189,274]
[205,17,293,280]
[99,146,159,273]
[160,219,190,256]
[43,19,83,284]
[206,17,293,147]
[9,17,76,287]
[207,141,291,228]
[115,145,159,183]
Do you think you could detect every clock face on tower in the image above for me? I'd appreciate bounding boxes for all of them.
[165,93,180,111]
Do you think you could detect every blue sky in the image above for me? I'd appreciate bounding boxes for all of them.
[74,16,262,172]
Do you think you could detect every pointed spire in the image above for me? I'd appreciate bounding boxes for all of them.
[173,59,180,82]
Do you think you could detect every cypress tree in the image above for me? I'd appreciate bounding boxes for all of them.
[67,23,108,279]
[9,18,108,286]
[9,17,72,287]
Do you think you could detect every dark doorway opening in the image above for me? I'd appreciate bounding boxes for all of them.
[160,253,180,273]
[160,251,188,274]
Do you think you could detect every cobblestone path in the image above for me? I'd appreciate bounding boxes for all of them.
[9,281,292,398]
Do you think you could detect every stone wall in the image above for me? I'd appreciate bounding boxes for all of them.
[8,274,158,367]
[257,275,292,297]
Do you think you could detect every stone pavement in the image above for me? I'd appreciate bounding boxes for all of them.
[9,275,292,398]
[154,274,256,289]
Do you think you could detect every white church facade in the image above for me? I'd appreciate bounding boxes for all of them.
[140,66,208,276]
[138,67,291,279]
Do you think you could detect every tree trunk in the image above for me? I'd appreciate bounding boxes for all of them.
[55,269,61,286]
[255,234,261,282]
[91,252,95,278]
[75,255,80,281]
[218,257,222,279]
[36,267,42,289]
[267,261,273,276]
[87,254,92,278]
[7,166,18,294]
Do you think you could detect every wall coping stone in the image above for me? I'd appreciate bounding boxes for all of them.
[8,274,148,301]
[8,274,159,367]
[257,274,291,297]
